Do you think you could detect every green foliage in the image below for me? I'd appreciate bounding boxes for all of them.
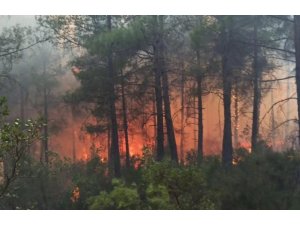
[88,179,140,209]
[69,156,111,209]
[0,16,298,210]
[145,184,170,209]
[190,17,217,52]
[0,96,9,122]
[86,148,217,210]
[142,160,216,209]
[0,24,33,72]
[207,150,300,209]
[81,149,300,210]
[87,24,144,59]
[0,118,42,157]
[0,154,74,210]
[3,139,300,209]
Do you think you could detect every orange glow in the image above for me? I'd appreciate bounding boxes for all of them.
[45,68,298,164]
[71,186,80,203]
[82,149,88,161]
[239,141,252,153]
[71,66,80,75]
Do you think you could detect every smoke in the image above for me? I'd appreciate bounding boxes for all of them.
[1,16,298,163]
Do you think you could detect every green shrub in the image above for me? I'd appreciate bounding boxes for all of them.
[88,179,140,209]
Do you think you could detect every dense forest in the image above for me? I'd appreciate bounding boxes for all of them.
[1,15,300,209]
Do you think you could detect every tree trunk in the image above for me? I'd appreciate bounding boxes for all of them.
[20,85,25,123]
[180,62,185,163]
[121,71,130,169]
[285,79,291,147]
[233,81,239,149]
[221,27,233,166]
[193,94,197,151]
[107,123,113,171]
[222,64,233,166]
[71,106,76,163]
[153,16,164,161]
[271,88,276,149]
[196,52,203,162]
[153,93,157,150]
[43,84,49,165]
[294,15,300,145]
[106,15,121,177]
[162,68,178,163]
[159,16,178,163]
[220,19,234,166]
[251,19,261,153]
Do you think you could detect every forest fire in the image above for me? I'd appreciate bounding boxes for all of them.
[70,186,80,203]
[2,15,300,211]
[239,141,252,153]
[82,147,89,161]
[48,82,295,164]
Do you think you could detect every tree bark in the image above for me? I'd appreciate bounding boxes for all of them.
[43,84,49,165]
[251,19,261,153]
[294,15,300,144]
[233,81,239,149]
[121,71,130,169]
[221,25,233,166]
[159,16,178,163]
[20,85,25,123]
[153,16,165,161]
[71,106,76,163]
[271,88,276,149]
[222,61,233,166]
[196,51,203,162]
[180,62,185,163]
[162,67,178,163]
[153,92,157,150]
[193,94,197,151]
[107,123,113,171]
[106,15,121,177]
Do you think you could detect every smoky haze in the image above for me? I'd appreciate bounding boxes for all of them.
[0,15,298,163]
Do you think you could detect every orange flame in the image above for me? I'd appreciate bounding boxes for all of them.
[71,186,80,203]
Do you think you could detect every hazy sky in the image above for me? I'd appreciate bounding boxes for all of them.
[0,15,35,29]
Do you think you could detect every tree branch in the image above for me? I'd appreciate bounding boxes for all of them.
[261,76,295,83]
[260,97,297,125]
[0,38,50,58]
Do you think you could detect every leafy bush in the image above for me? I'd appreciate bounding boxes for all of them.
[211,150,300,209]
[88,179,140,209]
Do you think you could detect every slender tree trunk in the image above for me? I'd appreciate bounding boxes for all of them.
[193,94,197,151]
[41,61,49,165]
[121,71,130,169]
[162,68,178,163]
[153,16,164,161]
[251,19,261,153]
[159,16,178,163]
[71,106,76,163]
[221,25,233,166]
[107,123,113,171]
[196,51,203,162]
[222,62,233,166]
[20,85,25,123]
[43,85,49,165]
[153,93,157,150]
[271,88,276,149]
[180,62,185,163]
[285,79,291,148]
[106,15,121,177]
[233,81,239,149]
[294,15,300,145]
